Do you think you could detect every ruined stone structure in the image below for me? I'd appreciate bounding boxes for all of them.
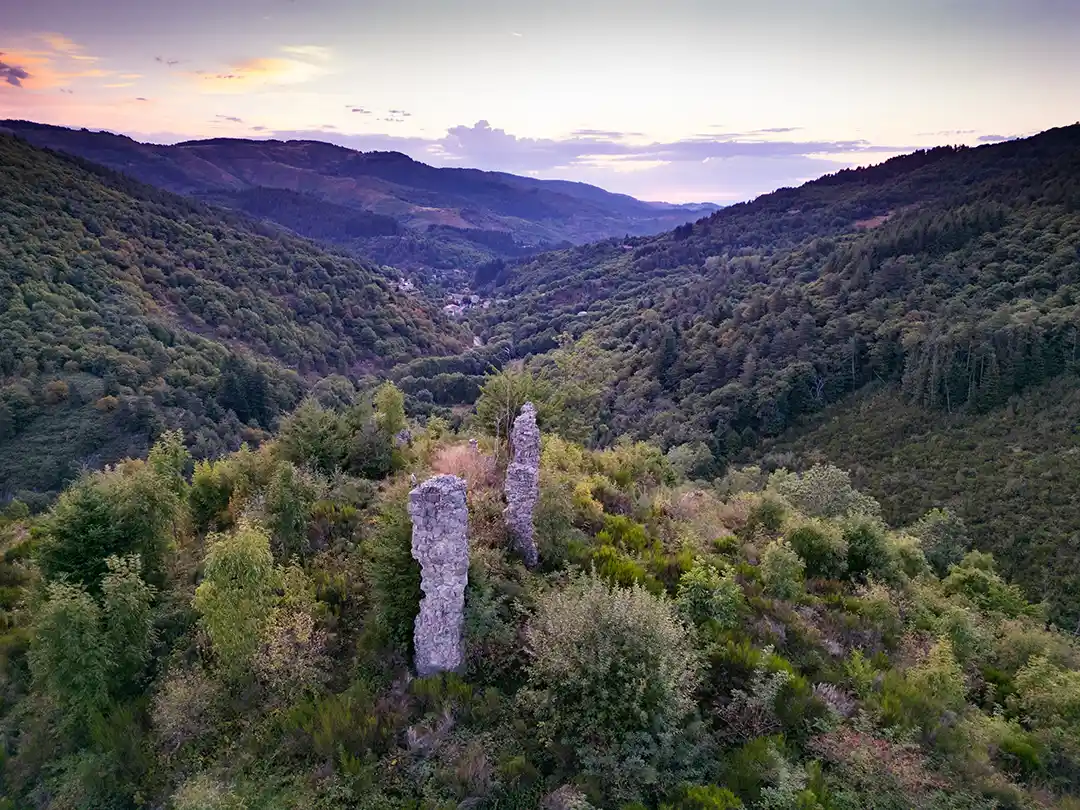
[504,402,540,568]
[408,475,469,676]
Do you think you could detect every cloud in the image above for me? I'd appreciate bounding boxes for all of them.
[511,31,523,37]
[267,119,915,203]
[573,128,645,139]
[135,96,148,101]
[39,33,98,62]
[0,35,113,90]
[155,56,182,67]
[0,60,30,87]
[389,109,411,116]
[251,125,267,131]
[194,47,332,93]
[214,114,244,123]
[917,129,976,136]
[977,134,1013,143]
[281,45,332,61]
[349,106,371,114]
[104,82,135,88]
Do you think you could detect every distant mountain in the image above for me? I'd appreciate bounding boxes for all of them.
[0,121,719,275]
[0,132,465,497]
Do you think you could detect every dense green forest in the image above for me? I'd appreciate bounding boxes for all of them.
[1,389,1078,809]
[450,124,1080,623]
[477,126,1080,453]
[0,134,465,498]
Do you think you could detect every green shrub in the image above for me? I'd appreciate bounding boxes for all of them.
[760,539,805,600]
[784,518,847,580]
[841,517,893,583]
[28,580,110,731]
[277,398,345,475]
[189,459,234,533]
[771,464,881,519]
[193,518,279,679]
[676,561,743,630]
[910,508,969,577]
[364,496,421,654]
[943,552,1042,619]
[878,638,966,736]
[597,514,654,554]
[101,554,157,695]
[523,575,701,803]
[592,544,664,594]
[745,496,788,535]
[36,457,180,589]
[660,784,743,809]
[264,462,326,559]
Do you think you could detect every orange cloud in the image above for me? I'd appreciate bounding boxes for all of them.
[0,34,112,92]
[39,33,98,62]
[194,47,331,94]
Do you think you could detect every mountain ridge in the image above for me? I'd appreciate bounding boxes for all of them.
[0,120,720,275]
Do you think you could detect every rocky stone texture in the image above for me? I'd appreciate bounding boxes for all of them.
[504,402,540,568]
[409,475,469,676]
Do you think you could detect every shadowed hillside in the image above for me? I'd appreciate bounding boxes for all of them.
[0,133,465,497]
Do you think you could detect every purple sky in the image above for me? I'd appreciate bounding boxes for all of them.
[2,0,1079,202]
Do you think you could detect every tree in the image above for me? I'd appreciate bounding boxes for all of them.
[37,457,180,590]
[475,363,554,460]
[785,518,848,580]
[29,581,110,730]
[101,554,158,695]
[910,508,969,577]
[364,497,421,653]
[264,461,324,560]
[842,517,894,583]
[771,464,880,520]
[148,429,192,498]
[667,442,719,482]
[193,519,279,679]
[373,381,406,437]
[276,399,344,475]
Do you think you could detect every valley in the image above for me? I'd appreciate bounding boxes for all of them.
[1,115,1080,810]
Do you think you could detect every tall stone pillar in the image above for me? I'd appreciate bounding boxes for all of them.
[504,402,540,568]
[409,475,469,676]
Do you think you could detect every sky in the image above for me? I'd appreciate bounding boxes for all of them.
[2,0,1079,203]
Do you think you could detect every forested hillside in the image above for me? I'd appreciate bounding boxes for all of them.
[0,121,717,276]
[767,374,1080,629]
[1,399,1078,809]
[0,134,464,498]
[460,124,1080,621]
